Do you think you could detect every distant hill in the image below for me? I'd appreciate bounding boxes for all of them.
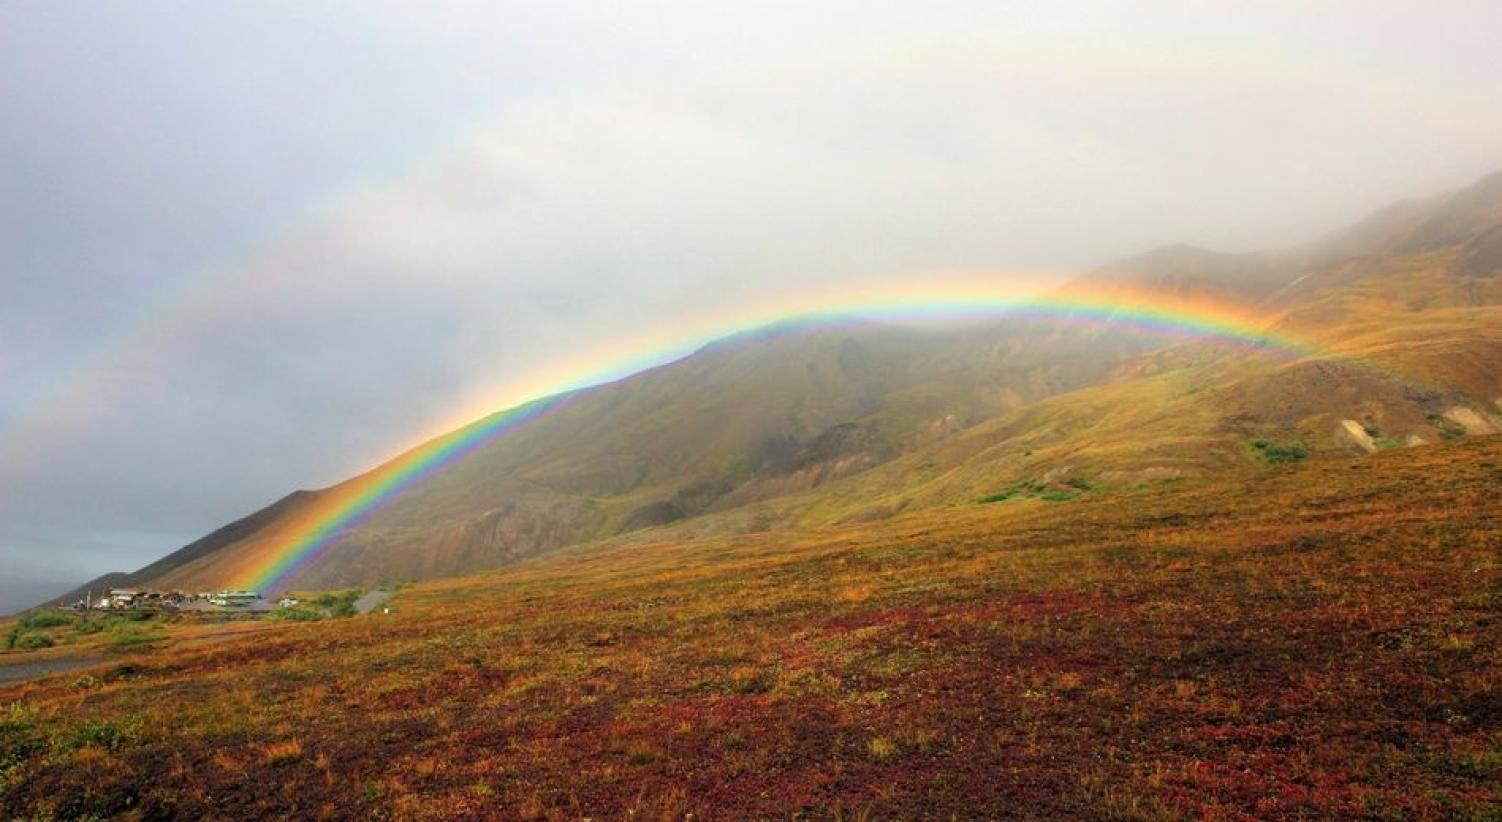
[43,169,1502,603]
[44,490,314,606]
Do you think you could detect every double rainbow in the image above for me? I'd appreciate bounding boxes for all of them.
[225,279,1327,593]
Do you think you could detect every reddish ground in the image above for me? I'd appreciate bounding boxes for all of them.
[2,437,1500,819]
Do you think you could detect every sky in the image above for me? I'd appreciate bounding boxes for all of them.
[2,0,1500,612]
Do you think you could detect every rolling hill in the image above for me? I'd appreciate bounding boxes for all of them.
[51,169,1502,600]
[6,428,1500,818]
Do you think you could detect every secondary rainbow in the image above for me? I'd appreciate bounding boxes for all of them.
[227,280,1333,593]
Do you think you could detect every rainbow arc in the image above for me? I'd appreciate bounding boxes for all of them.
[225,280,1331,593]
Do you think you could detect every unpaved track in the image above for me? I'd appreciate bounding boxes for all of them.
[0,653,107,685]
[354,589,392,614]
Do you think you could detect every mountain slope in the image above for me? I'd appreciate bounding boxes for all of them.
[54,169,1502,600]
[147,318,1170,592]
[45,490,314,604]
[8,434,1501,818]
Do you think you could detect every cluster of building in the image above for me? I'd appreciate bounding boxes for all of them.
[66,589,298,613]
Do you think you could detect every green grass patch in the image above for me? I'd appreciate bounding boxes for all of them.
[1250,438,1309,463]
[1419,749,1502,780]
[108,631,163,650]
[313,588,363,618]
[272,588,365,621]
[271,606,327,622]
[12,633,54,651]
[0,706,44,781]
[980,478,1085,504]
[1427,413,1467,441]
[63,717,141,753]
[18,610,72,630]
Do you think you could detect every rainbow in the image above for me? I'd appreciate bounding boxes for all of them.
[225,279,1332,593]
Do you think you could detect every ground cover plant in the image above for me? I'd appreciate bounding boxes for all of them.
[272,588,365,622]
[1,437,1499,818]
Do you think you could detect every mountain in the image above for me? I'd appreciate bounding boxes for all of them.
[44,490,313,606]
[50,170,1502,600]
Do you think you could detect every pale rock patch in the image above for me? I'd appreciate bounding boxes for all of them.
[1338,419,1378,454]
[1444,407,1496,435]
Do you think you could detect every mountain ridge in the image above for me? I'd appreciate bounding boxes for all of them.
[36,168,1502,605]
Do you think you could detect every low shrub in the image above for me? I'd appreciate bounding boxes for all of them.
[76,613,157,636]
[271,606,326,622]
[981,478,1083,503]
[108,632,161,650]
[261,739,304,766]
[1251,438,1309,463]
[64,718,139,753]
[867,737,898,762]
[19,610,72,630]
[5,630,53,651]
[13,633,54,651]
[312,589,363,619]
[1427,413,1468,441]
[0,707,44,775]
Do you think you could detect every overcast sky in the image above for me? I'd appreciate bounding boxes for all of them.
[2,1,1500,611]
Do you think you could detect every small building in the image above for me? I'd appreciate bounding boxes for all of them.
[277,597,300,609]
[210,590,262,607]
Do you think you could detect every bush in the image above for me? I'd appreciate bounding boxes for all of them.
[6,632,54,651]
[65,718,138,753]
[0,708,44,774]
[1427,413,1467,441]
[313,588,362,618]
[273,588,363,621]
[19,610,71,630]
[867,737,898,762]
[270,606,326,622]
[1251,438,1309,463]
[981,478,1083,503]
[15,633,54,651]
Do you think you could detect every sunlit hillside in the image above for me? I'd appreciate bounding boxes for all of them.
[49,169,1502,601]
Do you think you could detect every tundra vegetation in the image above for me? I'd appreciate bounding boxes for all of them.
[3,610,167,654]
[271,588,364,622]
[1,436,1499,818]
